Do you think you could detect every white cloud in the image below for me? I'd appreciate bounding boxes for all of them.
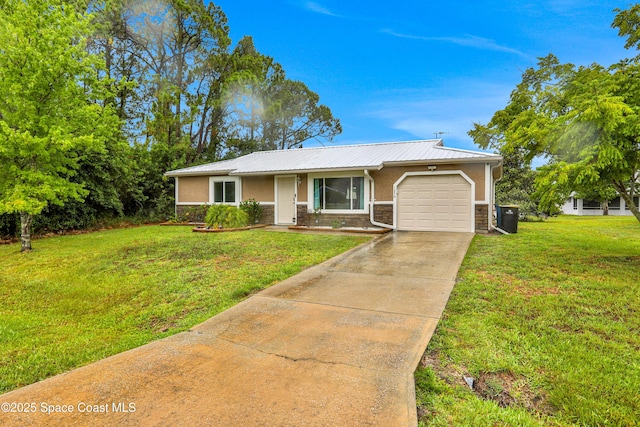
[365,82,515,151]
[304,2,341,17]
[382,29,530,58]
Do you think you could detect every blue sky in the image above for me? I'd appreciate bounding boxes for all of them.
[214,1,633,152]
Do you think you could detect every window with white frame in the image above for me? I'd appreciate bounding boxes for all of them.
[609,197,621,210]
[583,199,600,210]
[313,176,364,210]
[210,177,239,204]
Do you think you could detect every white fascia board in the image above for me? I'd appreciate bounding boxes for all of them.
[382,157,500,168]
[230,167,377,176]
[165,170,234,177]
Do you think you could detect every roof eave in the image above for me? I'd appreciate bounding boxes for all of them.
[166,157,503,177]
[382,156,502,168]
[230,165,382,176]
[165,170,234,177]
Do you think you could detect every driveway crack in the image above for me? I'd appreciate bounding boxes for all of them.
[216,336,367,369]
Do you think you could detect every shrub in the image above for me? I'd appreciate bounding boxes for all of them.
[239,199,263,224]
[0,213,19,238]
[205,204,248,229]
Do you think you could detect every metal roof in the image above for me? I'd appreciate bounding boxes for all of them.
[165,139,501,177]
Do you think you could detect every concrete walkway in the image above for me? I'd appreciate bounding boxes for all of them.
[0,231,473,426]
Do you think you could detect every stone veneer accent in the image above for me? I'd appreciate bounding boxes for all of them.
[475,204,489,232]
[373,204,394,226]
[176,205,208,223]
[180,202,491,232]
[296,205,308,226]
[296,205,375,228]
[259,204,274,225]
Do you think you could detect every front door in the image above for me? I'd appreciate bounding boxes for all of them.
[276,176,296,225]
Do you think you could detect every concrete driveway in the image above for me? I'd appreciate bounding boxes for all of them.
[0,231,473,426]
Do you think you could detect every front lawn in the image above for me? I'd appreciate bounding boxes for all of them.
[415,216,640,426]
[0,226,370,394]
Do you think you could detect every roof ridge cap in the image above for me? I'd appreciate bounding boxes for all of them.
[434,145,499,156]
[249,139,442,154]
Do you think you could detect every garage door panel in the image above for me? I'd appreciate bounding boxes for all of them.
[397,175,472,232]
[430,176,450,184]
[433,206,450,214]
[451,217,470,226]
[452,191,470,200]
[450,210,469,218]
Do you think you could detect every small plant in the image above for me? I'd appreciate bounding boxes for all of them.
[312,207,322,224]
[330,220,342,229]
[205,204,248,229]
[239,199,263,224]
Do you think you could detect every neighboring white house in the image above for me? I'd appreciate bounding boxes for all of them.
[561,194,640,216]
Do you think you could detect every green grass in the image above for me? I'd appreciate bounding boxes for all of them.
[416,216,640,427]
[0,226,370,393]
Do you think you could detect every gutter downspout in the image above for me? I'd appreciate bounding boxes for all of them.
[174,177,179,219]
[489,160,506,233]
[364,169,394,229]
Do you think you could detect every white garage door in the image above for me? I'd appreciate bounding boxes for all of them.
[397,174,473,232]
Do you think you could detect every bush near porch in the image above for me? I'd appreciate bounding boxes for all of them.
[415,216,640,426]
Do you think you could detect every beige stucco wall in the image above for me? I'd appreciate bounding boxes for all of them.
[370,163,487,201]
[297,174,308,202]
[177,165,492,206]
[242,176,274,202]
[177,176,209,203]
[241,174,308,203]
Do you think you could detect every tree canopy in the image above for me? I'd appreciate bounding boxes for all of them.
[0,0,120,250]
[89,1,341,162]
[222,37,341,156]
[469,10,640,222]
[493,150,539,219]
[0,0,342,244]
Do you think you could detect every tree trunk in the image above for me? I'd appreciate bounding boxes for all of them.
[175,54,183,141]
[618,191,640,223]
[602,200,609,216]
[20,212,33,252]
